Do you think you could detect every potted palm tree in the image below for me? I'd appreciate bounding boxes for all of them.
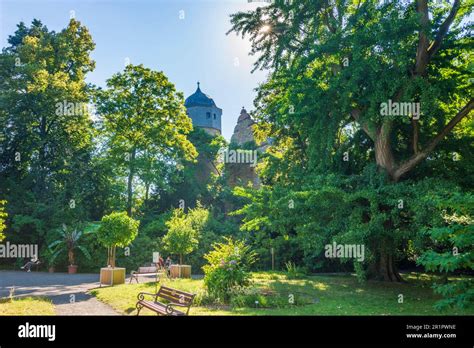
[48,224,91,274]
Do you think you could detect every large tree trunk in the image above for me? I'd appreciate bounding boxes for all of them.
[373,250,402,282]
[372,125,403,282]
[126,148,136,217]
[374,123,396,180]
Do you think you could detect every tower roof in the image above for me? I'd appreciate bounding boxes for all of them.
[238,107,252,122]
[185,82,217,108]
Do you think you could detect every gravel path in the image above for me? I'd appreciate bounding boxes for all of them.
[0,271,120,315]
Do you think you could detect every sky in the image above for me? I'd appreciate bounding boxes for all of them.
[0,0,269,140]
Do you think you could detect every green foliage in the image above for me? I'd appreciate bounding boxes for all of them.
[97,212,139,248]
[0,18,100,255]
[228,0,474,284]
[285,261,307,280]
[203,237,257,302]
[48,224,91,266]
[156,128,227,211]
[234,171,469,281]
[417,194,474,310]
[95,64,197,215]
[0,201,6,242]
[162,209,199,264]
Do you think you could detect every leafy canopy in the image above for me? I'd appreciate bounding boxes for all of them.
[162,209,199,263]
[97,212,139,248]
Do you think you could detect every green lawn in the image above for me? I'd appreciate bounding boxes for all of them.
[0,297,55,316]
[90,272,474,316]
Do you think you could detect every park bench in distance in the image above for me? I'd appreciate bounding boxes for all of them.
[129,265,166,284]
[136,285,195,316]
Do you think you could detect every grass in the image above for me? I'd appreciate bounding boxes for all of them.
[90,271,474,316]
[0,297,55,316]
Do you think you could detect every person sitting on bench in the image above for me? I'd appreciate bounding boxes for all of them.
[21,257,40,272]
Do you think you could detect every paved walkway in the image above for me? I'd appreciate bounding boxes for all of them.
[0,271,119,315]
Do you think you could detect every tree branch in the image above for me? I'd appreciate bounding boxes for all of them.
[415,0,430,76]
[393,99,474,181]
[427,0,461,60]
[351,108,375,140]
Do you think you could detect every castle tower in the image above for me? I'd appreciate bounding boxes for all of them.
[230,107,255,144]
[185,82,222,136]
[227,107,261,188]
[184,82,222,187]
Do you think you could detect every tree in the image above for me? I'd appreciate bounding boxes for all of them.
[228,0,473,281]
[0,200,7,242]
[163,209,199,265]
[97,212,139,267]
[0,19,97,249]
[95,64,197,216]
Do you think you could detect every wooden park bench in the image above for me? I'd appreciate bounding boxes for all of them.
[136,285,195,316]
[129,265,167,284]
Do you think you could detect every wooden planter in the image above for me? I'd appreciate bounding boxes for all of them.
[100,267,126,286]
[170,265,191,279]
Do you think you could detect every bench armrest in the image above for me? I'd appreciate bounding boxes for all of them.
[165,301,193,315]
[137,292,158,301]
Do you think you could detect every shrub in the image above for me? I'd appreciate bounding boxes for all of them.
[203,237,257,302]
[417,194,474,310]
[285,261,307,279]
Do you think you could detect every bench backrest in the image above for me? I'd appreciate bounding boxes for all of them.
[138,266,157,273]
[157,286,194,306]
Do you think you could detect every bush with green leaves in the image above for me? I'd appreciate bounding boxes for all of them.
[162,209,199,264]
[285,261,307,280]
[417,194,474,310]
[97,212,139,267]
[203,237,257,302]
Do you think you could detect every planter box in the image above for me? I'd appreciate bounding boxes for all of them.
[170,265,191,279]
[100,267,126,286]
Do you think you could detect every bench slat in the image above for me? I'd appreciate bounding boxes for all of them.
[159,287,194,299]
[158,293,193,305]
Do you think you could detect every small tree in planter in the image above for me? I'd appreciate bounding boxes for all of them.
[48,224,91,274]
[97,212,139,268]
[163,210,199,265]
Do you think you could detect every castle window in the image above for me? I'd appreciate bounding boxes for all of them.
[213,113,216,120]
[206,112,211,119]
